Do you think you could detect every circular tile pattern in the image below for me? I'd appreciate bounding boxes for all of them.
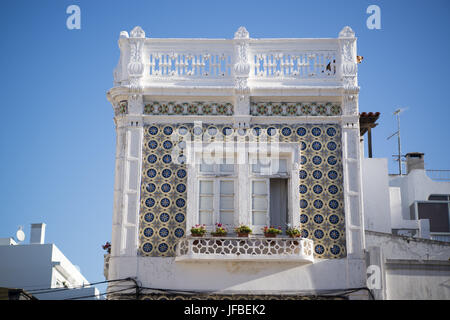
[145,198,155,208]
[159,228,169,238]
[327,156,337,166]
[176,183,186,193]
[148,126,158,135]
[159,212,170,223]
[329,214,340,224]
[326,127,337,137]
[158,243,169,253]
[312,156,322,165]
[313,214,324,224]
[312,170,323,179]
[174,228,185,238]
[147,154,157,164]
[163,126,173,135]
[177,169,187,179]
[329,200,339,209]
[299,170,308,179]
[281,127,292,136]
[313,185,323,194]
[314,229,324,239]
[328,185,339,195]
[327,141,337,151]
[300,214,309,224]
[142,243,153,253]
[143,227,154,237]
[299,185,308,194]
[311,127,322,136]
[315,244,325,254]
[313,199,324,209]
[300,199,308,209]
[312,141,322,151]
[328,170,338,180]
[252,127,262,136]
[161,183,171,193]
[176,198,186,208]
[162,155,172,164]
[148,140,158,149]
[144,212,154,223]
[296,127,306,136]
[147,169,157,178]
[300,142,307,151]
[329,229,340,240]
[162,169,172,179]
[300,156,307,165]
[330,245,341,255]
[160,198,171,208]
[163,140,173,150]
[301,229,309,238]
[146,183,156,193]
[175,213,185,223]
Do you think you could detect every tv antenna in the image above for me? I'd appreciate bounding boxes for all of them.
[387,108,407,175]
[16,226,25,243]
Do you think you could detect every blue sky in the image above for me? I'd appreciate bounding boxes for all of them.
[0,0,449,295]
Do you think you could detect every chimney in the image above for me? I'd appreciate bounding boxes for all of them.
[405,152,425,174]
[30,223,46,244]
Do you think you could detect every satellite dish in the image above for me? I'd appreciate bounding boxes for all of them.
[16,226,25,243]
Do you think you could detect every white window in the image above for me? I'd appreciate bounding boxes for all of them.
[197,158,236,227]
[251,179,269,227]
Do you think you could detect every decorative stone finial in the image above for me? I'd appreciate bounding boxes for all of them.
[234,26,249,39]
[119,31,129,39]
[130,26,145,38]
[339,26,355,38]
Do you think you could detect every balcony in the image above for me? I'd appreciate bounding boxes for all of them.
[110,26,359,97]
[175,236,314,263]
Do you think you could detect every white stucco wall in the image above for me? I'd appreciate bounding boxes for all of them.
[365,230,450,299]
[108,255,361,294]
[0,243,99,299]
[389,169,450,221]
[362,158,392,233]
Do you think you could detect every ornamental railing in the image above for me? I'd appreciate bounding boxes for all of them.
[175,236,314,263]
[112,26,358,89]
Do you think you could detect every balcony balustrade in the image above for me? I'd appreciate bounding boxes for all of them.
[175,236,314,263]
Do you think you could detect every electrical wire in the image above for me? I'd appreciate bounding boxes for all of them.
[25,277,134,294]
[63,285,138,300]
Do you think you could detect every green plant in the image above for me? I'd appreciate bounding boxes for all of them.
[234,224,252,234]
[286,227,302,238]
[211,223,228,236]
[190,224,207,236]
[262,226,282,235]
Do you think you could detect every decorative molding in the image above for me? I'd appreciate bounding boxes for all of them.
[251,102,341,117]
[143,101,234,116]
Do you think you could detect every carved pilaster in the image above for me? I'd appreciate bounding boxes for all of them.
[339,26,359,116]
[233,27,250,116]
[127,26,146,115]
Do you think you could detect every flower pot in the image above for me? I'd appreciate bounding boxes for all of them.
[191,234,204,237]
[264,233,277,238]
[211,233,227,237]
[237,232,250,237]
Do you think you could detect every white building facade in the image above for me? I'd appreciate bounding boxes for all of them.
[106,26,368,300]
[0,223,101,300]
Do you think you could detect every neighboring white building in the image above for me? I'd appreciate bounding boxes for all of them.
[104,26,450,300]
[0,223,101,300]
[361,128,450,299]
